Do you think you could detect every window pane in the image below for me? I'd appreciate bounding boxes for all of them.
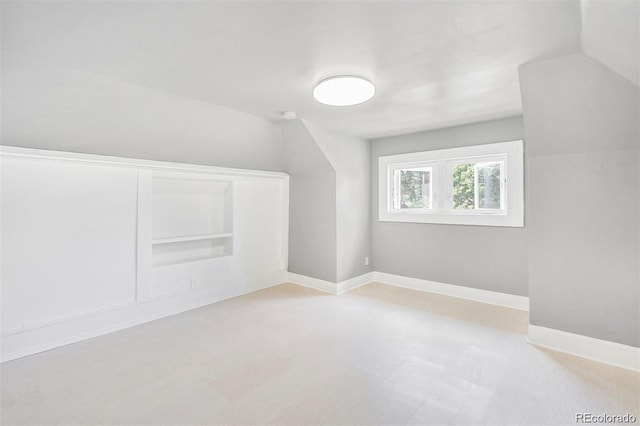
[477,162,502,209]
[394,168,432,209]
[452,161,503,210]
[452,163,475,210]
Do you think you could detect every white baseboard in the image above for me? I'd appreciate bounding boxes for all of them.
[528,324,640,372]
[15,267,637,373]
[287,272,636,372]
[337,272,374,295]
[1,270,288,363]
[286,271,527,313]
[286,272,338,294]
[286,271,374,295]
[372,271,529,311]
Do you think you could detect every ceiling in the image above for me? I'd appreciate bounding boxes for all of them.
[1,1,581,139]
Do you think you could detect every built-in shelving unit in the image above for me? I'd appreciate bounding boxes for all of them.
[150,172,234,291]
[152,233,233,245]
[151,238,233,267]
[0,145,289,362]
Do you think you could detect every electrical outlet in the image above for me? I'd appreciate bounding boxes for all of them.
[365,256,370,266]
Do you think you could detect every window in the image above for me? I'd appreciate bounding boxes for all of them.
[449,157,505,212]
[391,165,434,211]
[379,140,523,227]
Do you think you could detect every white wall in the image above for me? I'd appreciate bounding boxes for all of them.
[520,52,639,347]
[282,121,337,282]
[1,148,289,361]
[1,157,138,330]
[282,120,372,283]
[581,0,639,86]
[303,120,372,282]
[1,53,285,172]
[370,117,528,296]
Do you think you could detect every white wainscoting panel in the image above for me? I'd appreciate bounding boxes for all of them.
[1,156,139,331]
[0,147,289,362]
[2,267,287,362]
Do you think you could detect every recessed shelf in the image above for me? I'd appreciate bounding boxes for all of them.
[150,173,234,291]
[152,253,231,269]
[152,233,233,245]
[151,234,233,268]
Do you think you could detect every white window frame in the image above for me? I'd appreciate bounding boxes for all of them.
[378,140,524,227]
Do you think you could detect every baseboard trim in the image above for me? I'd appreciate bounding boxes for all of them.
[337,272,374,295]
[528,325,640,372]
[1,270,288,363]
[286,271,528,312]
[286,272,337,294]
[372,271,529,311]
[8,268,635,372]
[286,272,374,295]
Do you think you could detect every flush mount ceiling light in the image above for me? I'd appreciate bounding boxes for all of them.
[313,76,375,106]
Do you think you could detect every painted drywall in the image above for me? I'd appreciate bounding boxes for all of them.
[520,52,639,347]
[1,53,285,171]
[282,121,337,283]
[0,0,581,138]
[371,116,528,296]
[303,120,372,282]
[580,0,639,86]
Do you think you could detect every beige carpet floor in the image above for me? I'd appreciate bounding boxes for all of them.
[2,282,638,425]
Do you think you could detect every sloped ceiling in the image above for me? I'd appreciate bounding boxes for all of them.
[581,0,640,86]
[2,1,583,138]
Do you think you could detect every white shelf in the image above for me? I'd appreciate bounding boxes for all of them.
[152,233,233,245]
[150,174,234,293]
[152,253,231,268]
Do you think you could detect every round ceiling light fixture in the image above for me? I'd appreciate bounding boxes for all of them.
[313,76,375,106]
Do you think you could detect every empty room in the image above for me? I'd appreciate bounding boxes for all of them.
[1,0,638,425]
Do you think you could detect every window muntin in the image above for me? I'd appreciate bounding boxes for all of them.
[378,140,523,227]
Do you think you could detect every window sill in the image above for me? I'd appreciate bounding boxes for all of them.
[379,212,523,227]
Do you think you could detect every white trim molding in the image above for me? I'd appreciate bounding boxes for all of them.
[0,145,289,180]
[372,271,529,311]
[337,272,374,295]
[287,272,374,295]
[287,272,337,294]
[286,271,528,311]
[2,270,289,362]
[528,325,640,372]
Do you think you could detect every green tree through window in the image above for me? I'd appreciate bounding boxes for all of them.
[477,163,501,209]
[381,140,522,226]
[398,169,430,209]
[453,162,502,210]
[452,164,474,209]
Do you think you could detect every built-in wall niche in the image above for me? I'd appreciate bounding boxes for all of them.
[152,237,232,267]
[0,146,289,362]
[152,174,232,267]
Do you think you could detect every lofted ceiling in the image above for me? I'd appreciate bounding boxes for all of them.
[1,1,582,139]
